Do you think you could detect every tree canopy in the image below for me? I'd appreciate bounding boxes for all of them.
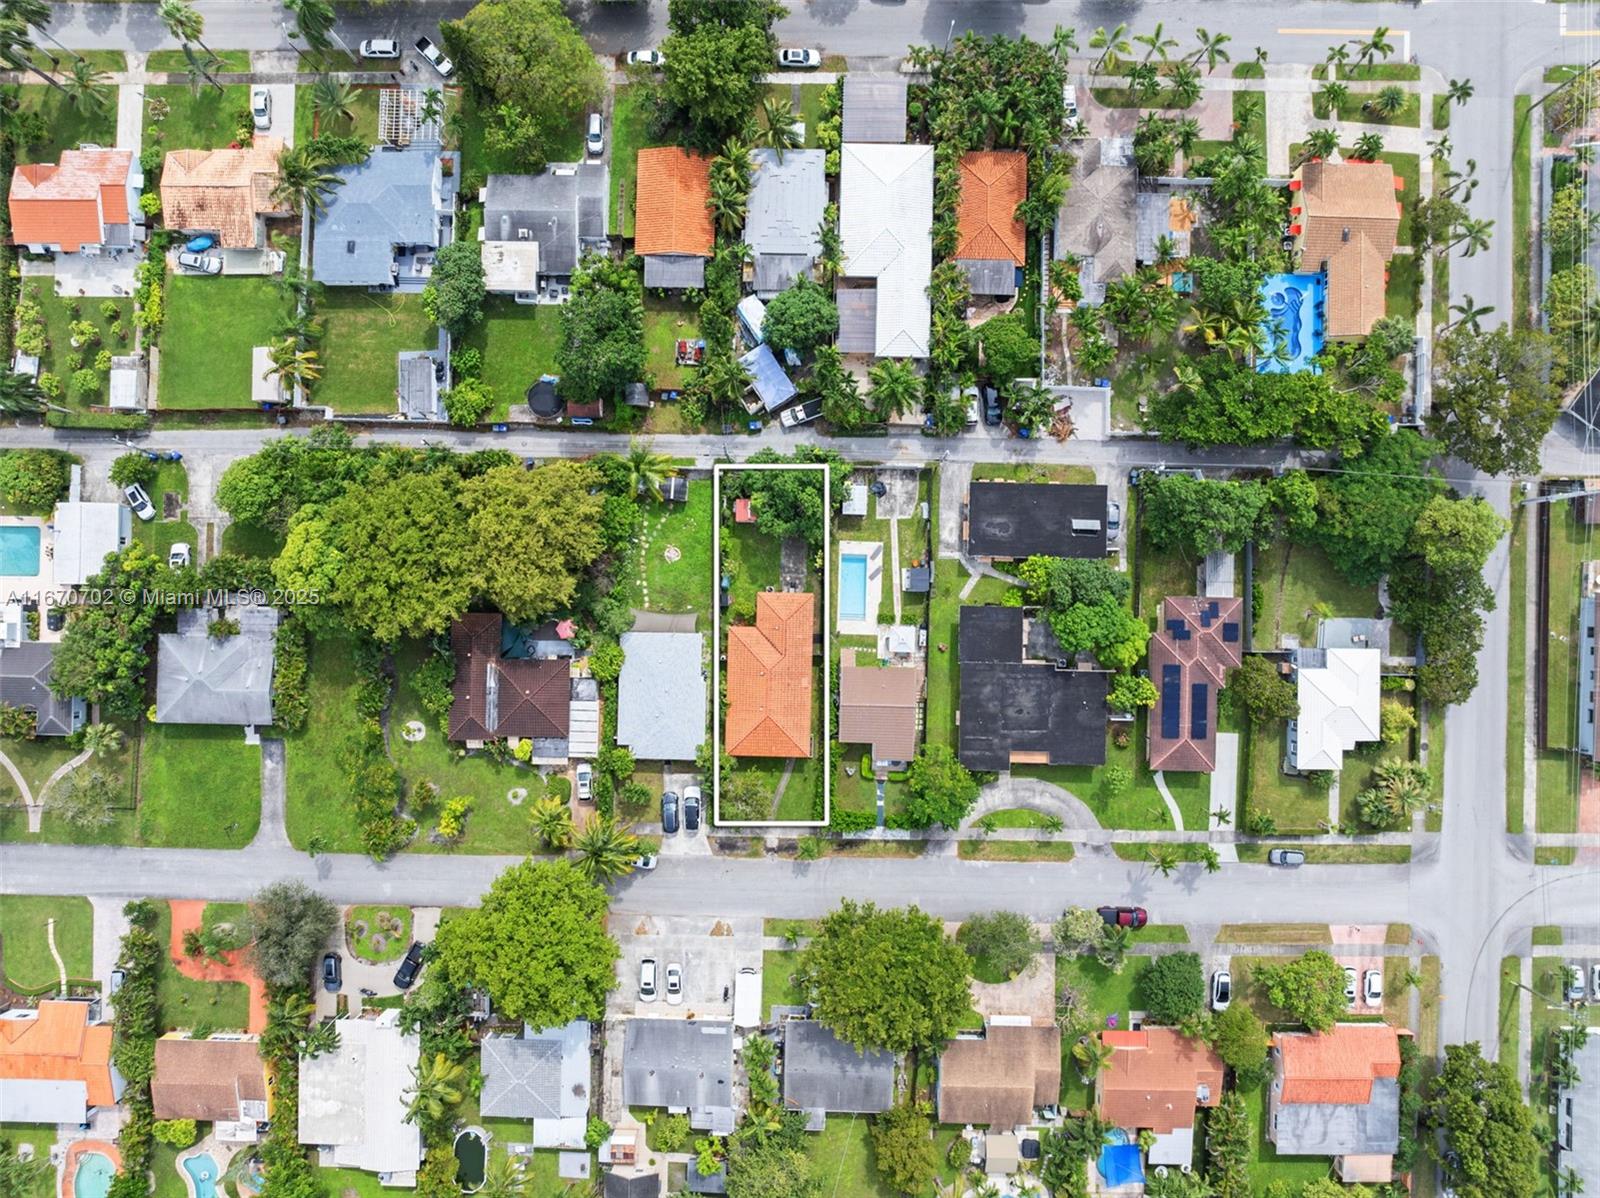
[977,311,1041,388]
[1310,429,1441,585]
[661,0,782,148]
[903,744,980,829]
[1426,326,1560,476]
[1253,950,1348,1032]
[1139,952,1205,1023]
[761,276,837,359]
[420,240,485,336]
[248,880,338,988]
[461,462,606,623]
[1139,473,1271,560]
[557,254,647,408]
[1227,655,1299,726]
[1423,1042,1539,1198]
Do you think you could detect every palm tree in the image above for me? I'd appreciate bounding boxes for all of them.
[1368,84,1406,119]
[1048,25,1077,64]
[1304,127,1341,163]
[62,56,110,116]
[267,340,322,389]
[78,723,123,758]
[1324,43,1351,75]
[261,989,312,1055]
[419,87,444,127]
[1192,28,1232,73]
[625,441,676,500]
[866,358,918,422]
[1319,81,1350,114]
[1355,26,1394,69]
[299,1019,340,1059]
[1134,21,1178,64]
[0,15,67,91]
[1127,62,1162,104]
[1199,845,1222,874]
[1447,295,1494,333]
[0,369,50,415]
[272,144,345,215]
[1368,760,1431,819]
[311,74,355,130]
[1088,23,1130,76]
[284,0,335,54]
[757,95,800,161]
[529,796,573,850]
[1429,134,1452,160]
[706,171,747,239]
[1452,216,1494,257]
[574,818,639,883]
[4,0,77,67]
[1169,62,1202,108]
[477,1155,527,1198]
[180,44,222,96]
[1558,1167,1586,1198]
[1253,46,1269,71]
[1096,924,1132,973]
[1447,77,1474,107]
[1350,132,1384,162]
[403,1052,467,1131]
[1148,846,1180,877]
[158,1,222,93]
[1071,1034,1115,1080]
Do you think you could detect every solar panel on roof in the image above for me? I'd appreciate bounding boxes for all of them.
[1160,665,1181,739]
[1190,682,1209,740]
[1199,607,1213,627]
[1207,601,1220,618]
[1222,622,1240,643]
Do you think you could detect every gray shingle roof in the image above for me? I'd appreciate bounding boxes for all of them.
[480,1022,591,1121]
[397,352,440,420]
[313,148,445,287]
[483,164,608,278]
[621,1020,734,1110]
[782,1020,896,1114]
[154,605,278,726]
[604,1175,661,1198]
[842,78,907,143]
[642,254,706,289]
[957,259,1017,297]
[744,150,825,297]
[0,641,79,736]
[617,632,706,761]
[1271,1077,1400,1157]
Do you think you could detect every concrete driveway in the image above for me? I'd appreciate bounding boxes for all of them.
[259,83,296,146]
[606,914,762,1020]
[314,905,441,1019]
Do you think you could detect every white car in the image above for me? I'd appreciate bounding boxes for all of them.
[633,853,657,872]
[586,112,605,157]
[1362,968,1383,1006]
[777,47,822,69]
[250,86,271,131]
[123,483,155,521]
[359,38,401,59]
[176,251,222,275]
[665,962,683,1005]
[575,762,593,801]
[168,543,191,569]
[415,37,454,78]
[625,49,664,68]
[639,957,658,1002]
[1343,966,1358,1003]
[1592,963,1600,1002]
[1210,969,1231,1012]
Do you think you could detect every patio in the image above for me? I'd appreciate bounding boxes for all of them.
[0,515,59,636]
[51,250,138,298]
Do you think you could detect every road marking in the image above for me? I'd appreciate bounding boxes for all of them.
[1276,27,1410,36]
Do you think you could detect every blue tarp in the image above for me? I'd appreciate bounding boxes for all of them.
[1097,1144,1144,1187]
[739,343,797,413]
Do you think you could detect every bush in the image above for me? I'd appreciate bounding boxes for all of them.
[589,640,624,684]
[152,1119,197,1148]
[110,452,157,489]
[412,648,456,727]
[548,776,572,802]
[443,378,495,427]
[1139,952,1205,1023]
[271,619,311,732]
[0,449,73,511]
[654,1113,690,1152]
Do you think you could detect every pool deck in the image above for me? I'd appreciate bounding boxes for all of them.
[0,515,62,642]
[836,539,883,637]
[60,1141,120,1198]
[1257,272,1326,376]
[178,1142,242,1198]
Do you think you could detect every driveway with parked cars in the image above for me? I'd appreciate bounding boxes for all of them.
[313,906,441,1020]
[606,913,762,1020]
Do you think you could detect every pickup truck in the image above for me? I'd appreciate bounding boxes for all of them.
[780,398,823,428]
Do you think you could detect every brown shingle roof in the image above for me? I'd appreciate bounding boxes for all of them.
[1146,596,1244,772]
[152,1036,267,1121]
[1274,1025,1403,1106]
[10,149,133,251]
[0,1000,116,1106]
[936,1025,1061,1127]
[161,137,288,249]
[1097,1027,1225,1134]
[838,665,921,761]
[1295,160,1400,338]
[725,592,814,757]
[955,151,1026,265]
[634,147,713,259]
[449,613,571,742]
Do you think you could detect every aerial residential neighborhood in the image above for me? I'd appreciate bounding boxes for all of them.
[0,1,1594,1198]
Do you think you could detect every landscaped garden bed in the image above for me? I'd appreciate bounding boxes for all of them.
[345,904,412,963]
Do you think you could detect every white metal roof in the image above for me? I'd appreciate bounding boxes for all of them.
[52,500,128,586]
[1292,647,1381,772]
[297,1011,422,1177]
[839,144,932,358]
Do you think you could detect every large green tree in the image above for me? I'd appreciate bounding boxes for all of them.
[420,240,486,337]
[903,744,980,830]
[760,276,837,359]
[433,859,619,1026]
[1312,429,1441,585]
[1426,326,1560,476]
[957,911,1041,981]
[1423,1042,1539,1198]
[1139,952,1205,1023]
[1254,950,1348,1032]
[49,544,175,718]
[868,1105,938,1196]
[0,449,72,512]
[557,254,647,408]
[1206,1003,1271,1084]
[661,0,782,149]
[977,311,1041,388]
[460,462,605,623]
[1227,654,1298,726]
[1139,473,1271,559]
[248,881,338,988]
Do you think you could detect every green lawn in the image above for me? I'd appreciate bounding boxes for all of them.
[14,284,134,411]
[146,50,250,73]
[760,83,830,149]
[1534,750,1580,835]
[1497,956,1520,1074]
[345,904,411,963]
[1338,699,1418,827]
[459,297,562,420]
[137,723,261,848]
[981,807,1059,828]
[283,635,369,851]
[315,291,437,414]
[7,84,117,164]
[1234,842,1411,864]
[1243,723,1330,833]
[1017,717,1211,832]
[1382,151,1420,245]
[0,1123,58,1198]
[1252,539,1379,650]
[454,88,584,183]
[643,296,702,391]
[1314,88,1421,127]
[1385,250,1420,322]
[152,900,251,1031]
[293,81,380,146]
[132,518,200,560]
[0,895,92,992]
[762,949,806,1011]
[0,723,138,846]
[1545,498,1583,749]
[610,85,660,236]
[620,480,714,623]
[1513,94,1532,325]
[161,275,286,410]
[958,839,1077,861]
[1507,507,1527,833]
[145,84,253,152]
[220,520,285,559]
[1055,952,1152,1107]
[1311,63,1421,82]
[723,521,783,620]
[806,1115,895,1198]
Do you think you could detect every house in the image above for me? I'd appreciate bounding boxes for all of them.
[1286,646,1381,772]
[955,151,1026,299]
[1098,1028,1224,1168]
[0,631,84,737]
[957,605,1107,771]
[298,1010,422,1182]
[479,164,608,301]
[782,1019,896,1120]
[1268,1024,1404,1183]
[841,77,907,144]
[154,604,279,728]
[1558,1028,1600,1193]
[936,1025,1061,1127]
[620,1019,735,1133]
[837,144,933,358]
[726,591,814,758]
[0,1000,119,1124]
[448,612,582,759]
[616,631,706,761]
[161,137,288,250]
[635,147,714,289]
[1147,596,1245,772]
[838,664,921,766]
[52,493,131,587]
[480,1021,591,1148]
[10,148,139,255]
[1582,594,1599,758]
[152,1035,269,1139]
[739,343,797,412]
[604,1175,662,1198]
[1289,159,1401,339]
[1053,139,1135,306]
[1134,189,1197,265]
[312,148,456,288]
[964,481,1108,561]
[397,350,443,421]
[744,149,827,298]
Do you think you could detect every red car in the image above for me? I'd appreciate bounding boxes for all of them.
[1098,905,1148,929]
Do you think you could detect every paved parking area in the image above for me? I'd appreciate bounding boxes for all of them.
[1334,951,1386,1016]
[314,906,440,1019]
[606,913,762,1020]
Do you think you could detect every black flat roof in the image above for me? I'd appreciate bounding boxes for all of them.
[966,481,1108,560]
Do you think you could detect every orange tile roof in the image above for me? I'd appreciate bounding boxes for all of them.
[1097,1027,1225,1133]
[955,151,1026,265]
[0,1000,117,1106]
[10,149,133,251]
[726,591,814,757]
[1274,1024,1403,1105]
[1293,159,1399,338]
[161,137,287,249]
[634,147,714,258]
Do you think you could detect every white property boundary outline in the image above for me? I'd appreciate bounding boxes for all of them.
[712,462,831,828]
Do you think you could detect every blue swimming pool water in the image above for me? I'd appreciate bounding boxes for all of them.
[183,1154,220,1198]
[1257,272,1326,375]
[839,554,868,622]
[75,1154,116,1198]
[0,526,41,576]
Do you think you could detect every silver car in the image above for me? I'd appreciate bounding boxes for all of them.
[123,483,155,521]
[250,86,271,131]
[176,251,222,275]
[415,37,454,77]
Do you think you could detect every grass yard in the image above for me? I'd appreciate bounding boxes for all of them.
[1234,842,1411,863]
[145,50,250,73]
[1055,952,1151,1106]
[760,84,830,149]
[0,724,138,846]
[1385,250,1420,321]
[137,723,261,848]
[643,296,702,391]
[7,84,117,164]
[345,905,411,963]
[151,900,251,1031]
[1544,498,1583,750]
[160,275,285,410]
[723,522,783,619]
[2,1123,58,1198]
[762,949,806,1010]
[1338,704,1417,827]
[1314,88,1421,127]
[806,1115,894,1198]
[220,520,285,559]
[459,296,562,420]
[1507,507,1528,832]
[1135,528,1199,620]
[145,84,253,152]
[1312,63,1422,82]
[1534,750,1580,835]
[1216,924,1331,945]
[132,518,199,560]
[622,480,714,623]
[958,840,1076,861]
[1252,539,1379,650]
[293,82,381,146]
[1243,723,1331,834]
[453,90,585,184]
[971,463,1096,485]
[15,285,135,411]
[1382,151,1420,244]
[315,291,437,414]
[1017,717,1212,831]
[1496,957,1520,1074]
[1513,95,1532,324]
[610,85,662,236]
[0,895,92,992]
[283,635,369,851]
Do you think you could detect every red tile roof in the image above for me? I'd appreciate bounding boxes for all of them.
[1146,595,1245,772]
[1293,159,1400,338]
[634,147,713,258]
[1097,1027,1225,1133]
[0,1000,116,1106]
[955,151,1027,265]
[1274,1024,1403,1105]
[726,591,814,757]
[10,149,133,251]
[449,612,570,742]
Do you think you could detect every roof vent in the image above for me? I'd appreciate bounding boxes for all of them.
[1341,227,1351,242]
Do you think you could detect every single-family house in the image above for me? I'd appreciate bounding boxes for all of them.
[965,481,1109,561]
[449,612,593,759]
[841,77,907,144]
[1098,1028,1224,1168]
[479,164,608,301]
[744,149,827,298]
[1558,1028,1600,1193]
[1269,1024,1403,1183]
[312,148,456,289]
[1583,594,1600,758]
[0,630,84,737]
[837,144,933,358]
[1289,159,1401,339]
[635,147,714,289]
[957,605,1107,771]
[152,1035,269,1140]
[299,1010,422,1182]
[1286,646,1381,773]
[616,631,706,762]
[1053,138,1135,306]
[154,604,279,728]
[739,343,797,412]
[620,1019,735,1134]
[480,1021,591,1148]
[1147,596,1245,773]
[838,664,921,767]
[782,1019,896,1121]
[725,591,814,758]
[10,148,139,255]
[161,137,289,250]
[52,495,131,587]
[0,1000,119,1124]
[936,1025,1061,1128]
[955,151,1026,299]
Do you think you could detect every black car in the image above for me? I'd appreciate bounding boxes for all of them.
[321,952,342,993]
[661,791,680,834]
[393,941,425,990]
[982,385,1001,426]
[683,788,701,832]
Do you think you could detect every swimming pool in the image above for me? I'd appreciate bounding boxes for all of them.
[1257,272,1326,375]
[839,553,868,623]
[0,526,41,576]
[183,1154,221,1198]
[74,1153,117,1198]
[453,1129,487,1192]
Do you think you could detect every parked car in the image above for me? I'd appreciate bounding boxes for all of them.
[625,49,664,68]
[250,86,271,131]
[321,952,342,993]
[1592,963,1600,1002]
[1097,905,1148,929]
[1267,848,1306,867]
[109,968,125,995]
[168,543,191,569]
[963,386,980,427]
[639,957,658,1001]
[1363,968,1383,1006]
[1343,967,1358,1003]
[661,791,680,834]
[586,112,605,157]
[982,385,1001,426]
[633,853,658,871]
[1567,965,1589,1003]
[665,962,683,1005]
[359,38,401,59]
[1211,969,1231,1011]
[1106,500,1123,541]
[683,786,701,832]
[415,37,454,77]
[393,940,425,989]
[780,398,824,427]
[123,483,155,521]
[777,47,822,68]
[575,762,593,801]
[176,251,223,275]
